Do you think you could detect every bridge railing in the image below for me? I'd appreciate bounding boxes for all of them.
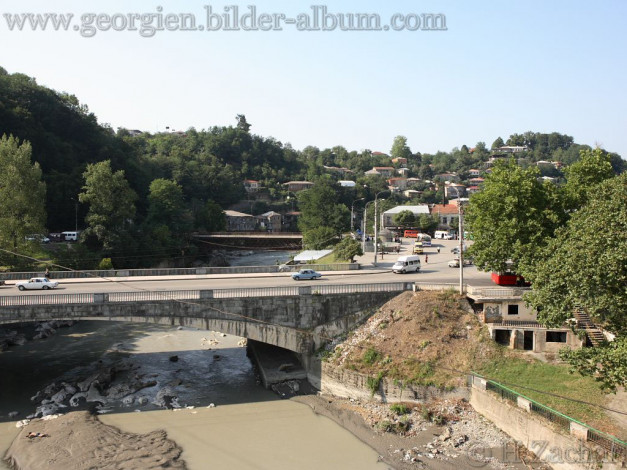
[0,263,359,281]
[0,293,95,306]
[0,282,412,307]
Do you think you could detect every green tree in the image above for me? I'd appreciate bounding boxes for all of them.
[333,237,363,262]
[521,173,626,391]
[0,135,47,256]
[303,226,337,250]
[79,160,137,252]
[491,137,504,149]
[298,180,349,237]
[146,178,192,234]
[464,160,563,273]
[417,214,439,233]
[236,114,251,132]
[393,210,415,228]
[563,148,615,210]
[390,135,412,160]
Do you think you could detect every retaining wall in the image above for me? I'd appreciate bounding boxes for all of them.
[470,382,624,470]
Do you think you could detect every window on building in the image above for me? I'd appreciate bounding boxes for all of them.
[546,331,567,343]
[507,304,519,315]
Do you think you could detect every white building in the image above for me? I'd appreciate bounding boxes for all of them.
[381,205,430,228]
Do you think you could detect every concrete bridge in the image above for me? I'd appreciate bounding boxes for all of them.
[0,283,413,356]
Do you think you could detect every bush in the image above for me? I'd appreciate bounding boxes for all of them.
[367,371,385,396]
[98,257,113,270]
[362,347,381,365]
[390,403,410,415]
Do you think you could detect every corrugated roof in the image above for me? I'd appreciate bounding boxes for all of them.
[293,250,333,262]
[382,205,430,215]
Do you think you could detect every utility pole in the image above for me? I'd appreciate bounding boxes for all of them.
[373,190,389,267]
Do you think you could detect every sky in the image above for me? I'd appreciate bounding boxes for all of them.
[1,0,626,158]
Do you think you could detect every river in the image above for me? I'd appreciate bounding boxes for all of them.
[0,320,389,469]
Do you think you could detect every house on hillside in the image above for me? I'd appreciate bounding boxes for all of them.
[365,166,395,178]
[257,211,282,232]
[243,179,260,193]
[469,168,481,177]
[391,157,408,167]
[284,181,314,192]
[387,177,408,190]
[466,286,584,353]
[225,210,258,232]
[444,183,466,199]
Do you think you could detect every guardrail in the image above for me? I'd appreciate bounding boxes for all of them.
[0,282,412,307]
[0,263,359,281]
[471,374,627,461]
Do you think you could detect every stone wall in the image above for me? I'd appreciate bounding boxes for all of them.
[308,361,468,403]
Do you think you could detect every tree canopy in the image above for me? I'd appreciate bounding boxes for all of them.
[0,135,46,257]
[521,173,627,391]
[464,160,564,273]
[79,160,137,252]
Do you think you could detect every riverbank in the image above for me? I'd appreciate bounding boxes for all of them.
[5,411,186,470]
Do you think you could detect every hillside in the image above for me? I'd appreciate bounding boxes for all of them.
[325,290,500,389]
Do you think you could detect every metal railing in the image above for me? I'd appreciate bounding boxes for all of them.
[485,380,519,404]
[0,282,411,307]
[108,290,201,303]
[212,286,300,298]
[0,263,359,281]
[472,374,627,461]
[0,293,95,306]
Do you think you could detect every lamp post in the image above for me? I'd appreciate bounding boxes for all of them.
[448,186,465,294]
[350,198,364,232]
[373,190,390,267]
[363,200,375,254]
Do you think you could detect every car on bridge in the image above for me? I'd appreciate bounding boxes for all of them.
[291,269,322,280]
[15,277,59,291]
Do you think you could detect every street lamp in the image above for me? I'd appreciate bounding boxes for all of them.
[363,200,375,254]
[350,198,365,232]
[448,186,465,294]
[373,190,390,267]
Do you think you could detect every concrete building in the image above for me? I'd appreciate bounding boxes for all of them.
[466,287,583,353]
[225,210,258,232]
[257,211,282,232]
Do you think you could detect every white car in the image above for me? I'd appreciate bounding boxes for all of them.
[448,258,473,268]
[16,277,59,291]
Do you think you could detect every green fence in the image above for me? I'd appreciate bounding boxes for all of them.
[473,374,626,461]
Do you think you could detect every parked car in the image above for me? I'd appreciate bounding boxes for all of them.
[450,244,468,255]
[291,269,322,280]
[448,258,473,268]
[25,234,50,243]
[15,277,59,291]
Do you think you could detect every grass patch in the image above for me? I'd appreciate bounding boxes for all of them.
[390,403,410,415]
[362,347,381,365]
[314,252,340,264]
[478,356,615,434]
